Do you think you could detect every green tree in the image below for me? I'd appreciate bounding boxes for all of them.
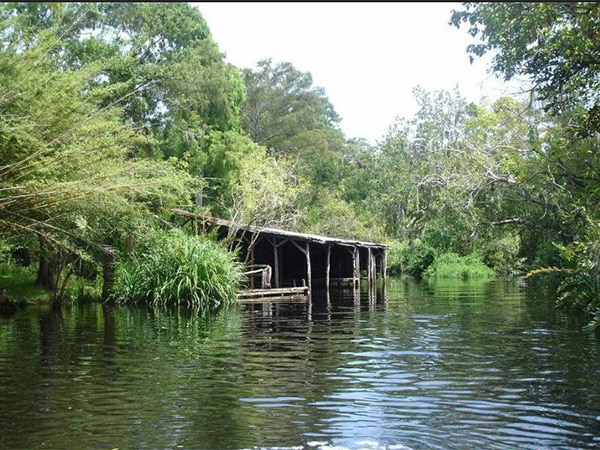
[452,1,600,331]
[240,58,377,241]
[451,2,600,134]
[371,88,480,245]
[0,24,194,305]
[369,87,546,275]
[0,3,247,177]
[240,58,340,151]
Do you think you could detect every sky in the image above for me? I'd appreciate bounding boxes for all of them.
[194,2,525,144]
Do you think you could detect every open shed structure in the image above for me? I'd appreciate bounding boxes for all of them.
[172,209,387,296]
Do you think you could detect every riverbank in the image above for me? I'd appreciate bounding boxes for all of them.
[0,265,99,310]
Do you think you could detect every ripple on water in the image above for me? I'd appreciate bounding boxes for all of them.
[1,282,599,450]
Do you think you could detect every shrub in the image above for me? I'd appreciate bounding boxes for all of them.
[112,228,243,313]
[481,234,523,275]
[424,252,495,280]
[386,238,436,276]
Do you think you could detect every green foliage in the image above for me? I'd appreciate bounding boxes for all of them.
[195,129,287,217]
[452,2,600,333]
[113,228,243,313]
[368,87,486,244]
[240,58,340,150]
[228,150,303,230]
[451,2,600,134]
[0,18,198,305]
[480,233,523,275]
[584,309,600,335]
[385,238,436,277]
[526,234,600,333]
[239,59,363,241]
[0,241,13,266]
[301,191,381,242]
[0,1,246,170]
[424,252,496,280]
[0,264,50,304]
[384,240,405,275]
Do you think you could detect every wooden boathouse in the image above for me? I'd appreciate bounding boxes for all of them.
[172,209,387,297]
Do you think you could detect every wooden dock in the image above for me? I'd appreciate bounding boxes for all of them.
[236,286,309,302]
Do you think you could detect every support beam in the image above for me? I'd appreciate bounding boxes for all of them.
[264,265,272,288]
[367,247,373,299]
[371,249,377,290]
[382,250,387,285]
[367,247,377,301]
[291,240,312,292]
[268,237,289,289]
[249,245,255,288]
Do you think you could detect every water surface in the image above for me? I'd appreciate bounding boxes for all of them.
[1,278,599,449]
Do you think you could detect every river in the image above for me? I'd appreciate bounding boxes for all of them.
[0,278,599,449]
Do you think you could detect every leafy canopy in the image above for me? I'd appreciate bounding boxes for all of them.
[451,2,600,133]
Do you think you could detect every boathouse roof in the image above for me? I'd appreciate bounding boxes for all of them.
[172,209,387,249]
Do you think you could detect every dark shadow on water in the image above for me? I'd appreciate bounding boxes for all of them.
[0,297,26,318]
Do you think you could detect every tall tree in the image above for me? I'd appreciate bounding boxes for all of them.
[0,23,195,303]
[240,58,341,151]
[0,2,275,218]
[0,2,246,157]
[239,58,378,239]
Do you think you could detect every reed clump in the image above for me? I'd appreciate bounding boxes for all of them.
[112,229,243,313]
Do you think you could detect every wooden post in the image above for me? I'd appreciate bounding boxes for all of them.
[291,240,312,292]
[367,247,377,301]
[266,265,272,288]
[273,238,280,288]
[305,242,312,292]
[326,244,331,291]
[353,246,360,291]
[373,249,377,288]
[270,237,289,289]
[353,247,361,306]
[367,247,373,294]
[382,249,387,285]
[249,246,255,289]
[372,250,377,290]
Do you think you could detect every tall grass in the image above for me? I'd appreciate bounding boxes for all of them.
[112,229,244,313]
[424,252,495,280]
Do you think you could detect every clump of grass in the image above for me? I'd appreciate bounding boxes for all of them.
[112,228,244,314]
[424,252,495,280]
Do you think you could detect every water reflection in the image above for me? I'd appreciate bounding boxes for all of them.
[0,278,599,449]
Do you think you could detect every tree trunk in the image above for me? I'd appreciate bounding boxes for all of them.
[102,247,116,301]
[36,235,55,290]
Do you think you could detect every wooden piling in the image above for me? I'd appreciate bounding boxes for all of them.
[291,240,312,292]
[306,242,312,292]
[353,246,360,292]
[367,247,373,298]
[326,244,331,291]
[272,238,280,288]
